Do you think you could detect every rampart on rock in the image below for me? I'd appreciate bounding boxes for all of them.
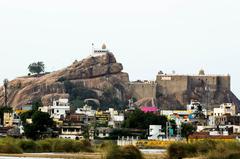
[0,50,239,111]
[131,74,240,111]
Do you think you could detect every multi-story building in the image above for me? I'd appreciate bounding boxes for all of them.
[59,113,87,140]
[107,108,124,128]
[49,99,70,120]
[75,105,96,118]
[95,111,111,127]
[213,103,236,117]
[59,122,85,140]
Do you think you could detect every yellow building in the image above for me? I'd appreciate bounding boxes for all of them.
[3,112,13,127]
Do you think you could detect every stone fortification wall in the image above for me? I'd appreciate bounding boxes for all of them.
[155,74,232,107]
[156,75,188,95]
[130,73,234,110]
[217,76,231,91]
[130,81,157,100]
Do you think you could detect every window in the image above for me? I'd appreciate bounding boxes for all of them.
[103,131,106,136]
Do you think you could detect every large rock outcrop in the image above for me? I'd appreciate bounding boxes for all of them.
[0,52,130,107]
[0,51,239,111]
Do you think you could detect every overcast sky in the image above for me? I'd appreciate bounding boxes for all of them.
[0,0,239,97]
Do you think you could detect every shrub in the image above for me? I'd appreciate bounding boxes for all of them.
[105,144,124,159]
[168,142,197,159]
[105,144,144,159]
[0,142,22,154]
[0,137,22,154]
[41,138,93,153]
[51,139,69,152]
[18,139,39,153]
[167,140,240,159]
[207,150,240,159]
[121,145,144,159]
[78,140,93,152]
[36,140,52,152]
[195,140,217,154]
[207,141,240,159]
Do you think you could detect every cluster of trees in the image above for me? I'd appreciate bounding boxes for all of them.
[109,109,196,140]
[63,80,99,109]
[20,99,54,140]
[63,80,127,110]
[122,109,168,130]
[107,109,171,139]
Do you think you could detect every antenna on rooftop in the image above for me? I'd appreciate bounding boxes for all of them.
[91,43,95,54]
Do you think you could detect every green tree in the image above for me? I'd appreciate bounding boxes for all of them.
[123,109,168,130]
[32,98,43,112]
[28,62,45,75]
[181,123,197,142]
[21,111,54,140]
[20,110,34,124]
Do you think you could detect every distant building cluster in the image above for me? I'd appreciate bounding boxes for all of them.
[1,95,240,147]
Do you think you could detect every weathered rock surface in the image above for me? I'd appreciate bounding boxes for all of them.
[0,51,239,111]
[65,53,123,80]
[0,52,130,107]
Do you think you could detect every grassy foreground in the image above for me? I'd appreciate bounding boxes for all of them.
[0,138,165,159]
[0,137,93,153]
[167,140,240,159]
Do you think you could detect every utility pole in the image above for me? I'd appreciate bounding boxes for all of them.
[177,125,182,140]
[166,121,172,140]
[205,85,210,120]
[3,79,9,107]
[166,122,168,140]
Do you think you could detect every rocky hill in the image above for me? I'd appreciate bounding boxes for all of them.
[0,50,239,111]
[0,52,130,107]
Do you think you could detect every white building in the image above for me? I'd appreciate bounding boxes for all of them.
[49,99,70,120]
[213,103,236,117]
[208,116,215,126]
[230,125,240,134]
[75,105,96,117]
[38,106,49,113]
[107,108,124,128]
[59,124,84,140]
[148,125,164,140]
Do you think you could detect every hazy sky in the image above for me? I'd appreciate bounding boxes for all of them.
[0,0,240,97]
